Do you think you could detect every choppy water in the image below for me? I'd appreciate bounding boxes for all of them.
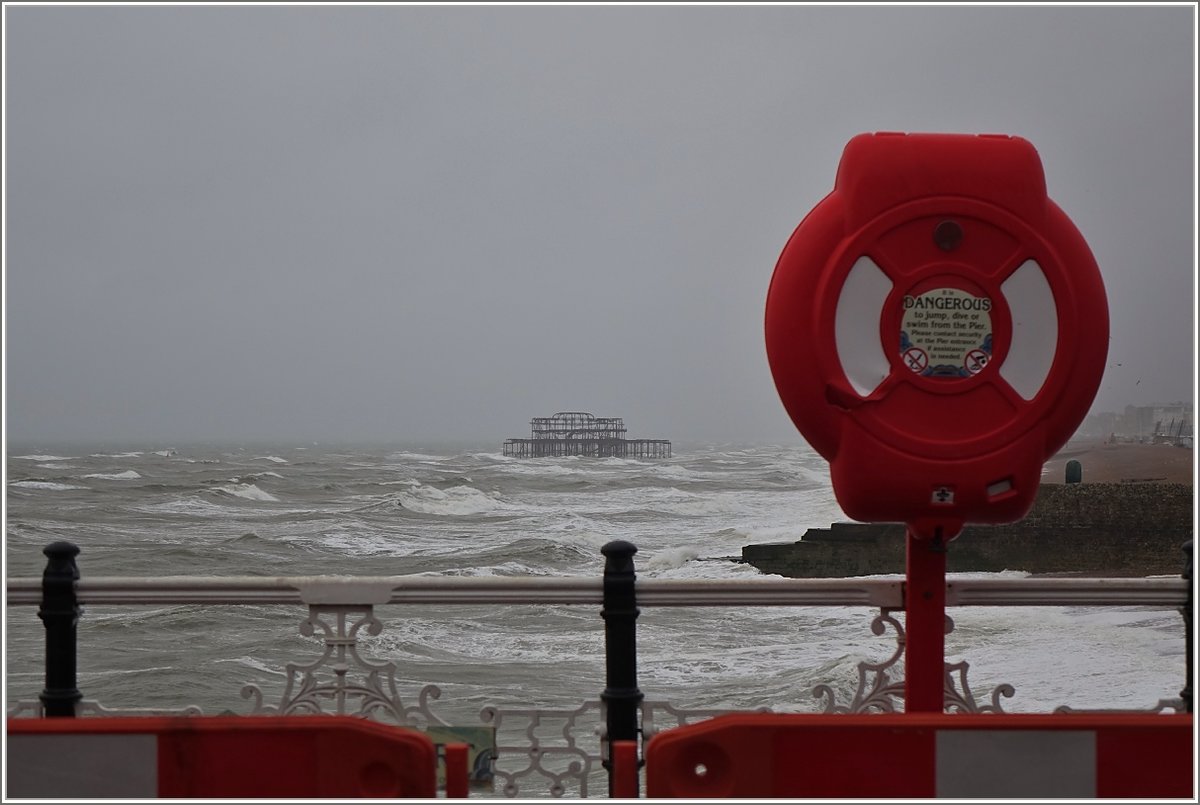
[4,442,1187,790]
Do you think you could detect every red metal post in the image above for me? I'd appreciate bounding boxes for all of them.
[444,743,469,798]
[904,527,946,712]
[611,740,640,798]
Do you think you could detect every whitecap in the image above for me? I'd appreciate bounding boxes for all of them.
[133,497,235,517]
[91,452,143,458]
[643,546,701,570]
[8,480,85,491]
[500,461,588,477]
[643,557,767,581]
[387,451,452,462]
[430,561,559,578]
[13,455,76,462]
[395,484,508,516]
[315,531,413,556]
[254,456,288,464]
[83,470,142,480]
[77,665,178,679]
[214,483,279,502]
[212,656,287,677]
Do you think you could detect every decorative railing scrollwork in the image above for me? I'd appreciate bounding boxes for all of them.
[239,605,440,725]
[814,610,1015,714]
[813,609,908,713]
[481,700,603,797]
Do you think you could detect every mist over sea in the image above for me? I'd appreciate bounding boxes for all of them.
[5,442,1185,739]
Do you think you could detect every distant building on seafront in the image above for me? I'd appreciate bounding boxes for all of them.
[1079,401,1193,445]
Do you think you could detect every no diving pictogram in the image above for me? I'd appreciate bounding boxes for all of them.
[903,347,928,373]
[964,349,989,375]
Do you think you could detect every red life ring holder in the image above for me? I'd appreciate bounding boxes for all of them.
[765,133,1108,538]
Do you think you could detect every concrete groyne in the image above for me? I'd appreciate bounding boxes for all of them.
[741,482,1194,578]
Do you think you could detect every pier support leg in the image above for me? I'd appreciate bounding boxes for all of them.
[601,540,642,797]
[904,528,946,713]
[39,541,82,717]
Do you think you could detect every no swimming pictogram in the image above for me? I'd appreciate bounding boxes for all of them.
[964,349,989,375]
[903,347,928,373]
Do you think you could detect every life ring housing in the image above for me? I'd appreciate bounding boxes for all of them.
[765,133,1108,538]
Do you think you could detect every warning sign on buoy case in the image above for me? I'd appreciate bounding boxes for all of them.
[900,288,992,378]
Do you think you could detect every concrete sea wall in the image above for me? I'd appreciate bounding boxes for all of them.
[741,483,1194,578]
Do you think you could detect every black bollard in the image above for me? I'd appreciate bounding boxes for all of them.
[1182,539,1192,714]
[1065,459,1082,484]
[601,540,642,797]
[39,541,82,717]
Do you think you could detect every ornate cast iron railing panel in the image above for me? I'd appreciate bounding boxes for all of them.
[812,611,1017,715]
[480,700,604,797]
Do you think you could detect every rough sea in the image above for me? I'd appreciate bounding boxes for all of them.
[4,442,1187,795]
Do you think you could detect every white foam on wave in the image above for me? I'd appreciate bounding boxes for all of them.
[254,456,288,464]
[215,483,279,502]
[78,665,178,679]
[643,556,766,581]
[642,464,711,482]
[84,470,142,480]
[8,480,85,491]
[943,603,1184,711]
[431,561,558,578]
[497,461,589,478]
[387,451,453,462]
[91,452,143,458]
[642,546,701,570]
[396,484,509,516]
[663,491,736,512]
[231,472,285,483]
[733,523,812,544]
[13,455,76,462]
[37,463,78,470]
[382,614,603,665]
[308,530,422,557]
[133,497,235,516]
[378,478,423,487]
[213,656,287,677]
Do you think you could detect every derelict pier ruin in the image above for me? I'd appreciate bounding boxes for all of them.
[502,412,671,458]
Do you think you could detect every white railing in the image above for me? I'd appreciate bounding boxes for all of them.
[6,574,1186,608]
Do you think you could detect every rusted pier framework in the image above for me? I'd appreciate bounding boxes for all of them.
[503,412,671,458]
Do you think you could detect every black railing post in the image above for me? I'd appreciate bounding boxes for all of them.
[38,541,82,717]
[601,540,642,797]
[1182,539,1192,714]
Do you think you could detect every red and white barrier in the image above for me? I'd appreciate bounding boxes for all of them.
[645,712,1194,798]
[7,715,451,798]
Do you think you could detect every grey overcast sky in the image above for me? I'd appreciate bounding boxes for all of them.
[4,5,1196,446]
